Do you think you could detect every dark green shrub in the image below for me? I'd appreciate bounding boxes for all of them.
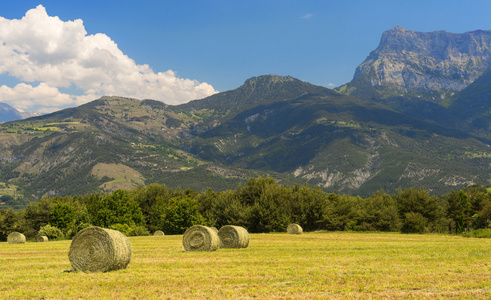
[445,190,472,233]
[0,208,20,241]
[401,212,428,234]
[248,182,291,233]
[108,224,150,236]
[50,203,75,232]
[66,222,92,239]
[206,190,251,229]
[128,225,150,236]
[87,190,145,228]
[395,188,439,223]
[161,196,205,234]
[38,224,64,240]
[109,223,132,236]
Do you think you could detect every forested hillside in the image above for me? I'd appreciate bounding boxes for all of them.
[1,75,489,205]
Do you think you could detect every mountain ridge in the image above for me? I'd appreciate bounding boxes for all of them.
[340,26,491,102]
[0,103,23,123]
[1,74,488,205]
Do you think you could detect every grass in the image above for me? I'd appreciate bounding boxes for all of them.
[91,163,145,192]
[0,182,19,197]
[0,232,490,299]
[463,229,491,238]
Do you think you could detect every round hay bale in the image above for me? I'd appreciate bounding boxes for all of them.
[218,225,249,249]
[7,232,26,244]
[68,226,132,273]
[182,225,219,252]
[287,223,303,234]
[153,230,165,236]
[36,235,48,242]
[211,227,218,234]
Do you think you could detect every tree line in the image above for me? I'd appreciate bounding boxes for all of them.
[1,177,490,241]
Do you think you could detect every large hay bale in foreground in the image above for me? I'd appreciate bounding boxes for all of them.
[287,223,303,234]
[153,230,165,236]
[218,225,249,249]
[68,226,132,273]
[182,225,219,251]
[7,232,26,244]
[36,235,48,242]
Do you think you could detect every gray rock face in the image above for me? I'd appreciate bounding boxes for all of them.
[354,26,491,93]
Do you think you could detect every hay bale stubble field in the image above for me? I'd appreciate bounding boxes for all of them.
[7,232,26,244]
[68,226,132,273]
[218,225,249,248]
[182,225,219,252]
[1,232,490,299]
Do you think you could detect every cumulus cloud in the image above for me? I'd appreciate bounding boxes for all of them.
[0,5,217,113]
[0,82,94,114]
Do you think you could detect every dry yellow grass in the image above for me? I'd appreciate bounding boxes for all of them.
[0,232,490,299]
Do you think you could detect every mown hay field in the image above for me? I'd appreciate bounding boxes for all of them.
[1,232,490,299]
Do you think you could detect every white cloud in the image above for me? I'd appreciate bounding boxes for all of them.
[0,82,95,113]
[301,14,314,19]
[0,5,217,113]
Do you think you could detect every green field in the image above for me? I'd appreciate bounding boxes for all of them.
[1,232,490,299]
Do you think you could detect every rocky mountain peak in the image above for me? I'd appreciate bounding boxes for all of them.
[243,74,296,88]
[352,27,491,97]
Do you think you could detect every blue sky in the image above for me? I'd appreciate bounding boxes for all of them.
[1,0,491,113]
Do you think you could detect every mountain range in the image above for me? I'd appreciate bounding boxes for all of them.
[337,27,491,139]
[0,103,23,123]
[0,102,40,124]
[0,27,490,207]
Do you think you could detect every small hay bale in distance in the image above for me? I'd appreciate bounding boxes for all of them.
[68,226,132,273]
[182,225,219,251]
[287,223,303,234]
[36,235,48,242]
[153,230,165,236]
[7,232,26,244]
[218,225,249,249]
